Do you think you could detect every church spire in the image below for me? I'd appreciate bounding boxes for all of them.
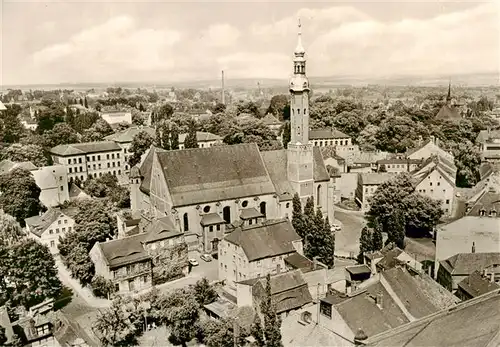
[294,18,305,56]
[446,81,451,103]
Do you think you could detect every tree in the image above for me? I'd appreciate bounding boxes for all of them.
[0,168,42,225]
[36,103,65,134]
[1,104,24,143]
[372,227,383,252]
[0,325,6,346]
[2,143,49,167]
[84,96,88,108]
[184,120,198,149]
[305,209,335,267]
[357,227,374,263]
[291,193,306,238]
[65,244,95,285]
[212,103,226,114]
[128,131,154,167]
[91,275,116,299]
[6,239,62,308]
[385,209,406,249]
[302,196,315,239]
[281,121,291,148]
[266,95,288,118]
[161,288,200,347]
[82,118,113,142]
[92,296,142,347]
[402,194,443,237]
[250,317,265,347]
[154,103,174,124]
[191,277,218,307]
[43,123,80,148]
[259,274,283,347]
[0,210,24,246]
[452,140,482,187]
[197,319,241,347]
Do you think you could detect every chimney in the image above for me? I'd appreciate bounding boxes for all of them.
[472,242,476,254]
[491,272,495,283]
[376,291,383,310]
[354,328,368,346]
[221,70,225,105]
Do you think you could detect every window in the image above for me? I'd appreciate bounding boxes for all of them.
[286,203,290,208]
[97,155,101,160]
[249,219,253,225]
[107,154,110,160]
[117,153,120,158]
[317,185,322,206]
[68,227,72,232]
[115,283,120,292]
[216,224,221,231]
[437,182,441,186]
[117,162,120,167]
[56,228,59,233]
[107,163,110,168]
[297,108,300,114]
[320,301,332,318]
[64,219,67,224]
[69,168,72,173]
[118,170,121,175]
[58,220,61,225]
[62,228,65,232]
[183,213,189,231]
[67,159,71,165]
[49,230,53,235]
[93,164,96,170]
[223,206,231,223]
[446,199,450,204]
[50,240,55,248]
[260,202,266,217]
[79,158,82,164]
[112,153,115,159]
[209,225,213,232]
[98,163,101,169]
[60,186,64,191]
[92,155,95,161]
[430,182,433,186]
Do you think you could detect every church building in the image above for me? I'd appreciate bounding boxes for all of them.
[130,22,335,254]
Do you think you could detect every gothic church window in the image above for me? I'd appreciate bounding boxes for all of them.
[223,206,231,223]
[260,202,267,217]
[183,213,189,231]
[317,185,322,206]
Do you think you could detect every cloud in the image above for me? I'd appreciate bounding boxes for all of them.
[201,24,240,48]
[32,16,181,78]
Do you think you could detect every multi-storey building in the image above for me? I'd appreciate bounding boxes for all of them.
[178,131,222,149]
[355,173,393,212]
[50,141,123,183]
[375,158,422,173]
[105,126,155,172]
[218,219,303,287]
[25,208,77,254]
[476,128,500,163]
[309,128,352,147]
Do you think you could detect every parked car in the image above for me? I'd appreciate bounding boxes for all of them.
[331,224,341,232]
[200,254,213,262]
[189,258,199,266]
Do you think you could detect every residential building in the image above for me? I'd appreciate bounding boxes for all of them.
[361,289,500,347]
[50,141,123,182]
[31,165,70,208]
[355,173,393,212]
[321,147,347,174]
[178,131,222,149]
[104,126,155,172]
[320,266,457,342]
[68,182,90,202]
[345,265,372,293]
[364,243,423,275]
[309,128,352,147]
[437,252,500,292]
[237,270,313,320]
[100,110,132,124]
[219,219,303,287]
[476,128,500,163]
[25,208,77,254]
[90,216,188,295]
[375,158,421,173]
[283,253,329,301]
[455,270,500,301]
[412,155,457,215]
[406,136,454,163]
[435,189,500,277]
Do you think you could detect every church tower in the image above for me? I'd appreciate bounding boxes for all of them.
[287,19,314,199]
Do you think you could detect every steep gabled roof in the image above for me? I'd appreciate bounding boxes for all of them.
[224,219,301,262]
[97,233,150,269]
[0,160,37,175]
[156,143,276,206]
[143,216,181,243]
[467,190,500,216]
[25,208,73,237]
[458,270,500,298]
[261,113,282,126]
[435,105,461,120]
[363,289,500,347]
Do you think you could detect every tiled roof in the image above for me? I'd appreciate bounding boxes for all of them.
[313,146,331,182]
[68,183,89,199]
[435,105,461,120]
[97,233,150,269]
[320,146,345,161]
[143,216,182,243]
[381,267,457,319]
[376,158,421,165]
[104,126,155,143]
[25,208,72,237]
[260,150,295,201]
[31,165,65,190]
[458,270,500,298]
[359,173,393,186]
[156,143,276,207]
[363,289,500,347]
[284,252,316,273]
[53,311,99,347]
[239,207,264,220]
[346,265,372,275]
[476,129,500,144]
[467,191,500,216]
[309,128,350,139]
[0,160,37,175]
[336,281,410,337]
[50,141,121,156]
[224,219,301,262]
[440,252,500,276]
[375,248,404,271]
[178,131,222,144]
[261,113,282,126]
[253,270,313,314]
[412,156,456,187]
[200,213,225,226]
[139,146,161,194]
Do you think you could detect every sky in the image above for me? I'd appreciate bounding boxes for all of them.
[1,0,499,86]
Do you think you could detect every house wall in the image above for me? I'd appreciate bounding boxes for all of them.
[236,282,253,307]
[101,112,132,124]
[218,239,301,287]
[323,157,346,174]
[111,260,152,295]
[415,170,455,215]
[29,214,75,254]
[179,139,221,149]
[309,138,352,147]
[32,165,70,207]
[52,149,124,182]
[408,142,454,163]
[318,304,355,341]
[90,244,113,280]
[337,173,358,200]
[302,267,328,301]
[356,182,382,212]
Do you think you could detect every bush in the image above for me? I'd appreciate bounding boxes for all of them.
[152,263,185,285]
[91,275,116,299]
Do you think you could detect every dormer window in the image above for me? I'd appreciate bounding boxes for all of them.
[480,209,486,216]
[490,210,497,217]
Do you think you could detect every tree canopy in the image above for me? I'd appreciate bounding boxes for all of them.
[128,131,154,168]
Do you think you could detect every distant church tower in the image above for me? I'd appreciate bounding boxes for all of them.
[287,19,314,200]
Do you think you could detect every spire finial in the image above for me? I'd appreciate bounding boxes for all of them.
[446,79,451,102]
[294,17,305,55]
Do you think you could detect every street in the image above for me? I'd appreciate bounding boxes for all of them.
[333,206,367,258]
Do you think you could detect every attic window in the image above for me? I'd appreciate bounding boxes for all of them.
[242,200,248,208]
[203,205,211,213]
[480,209,486,216]
[490,210,497,217]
